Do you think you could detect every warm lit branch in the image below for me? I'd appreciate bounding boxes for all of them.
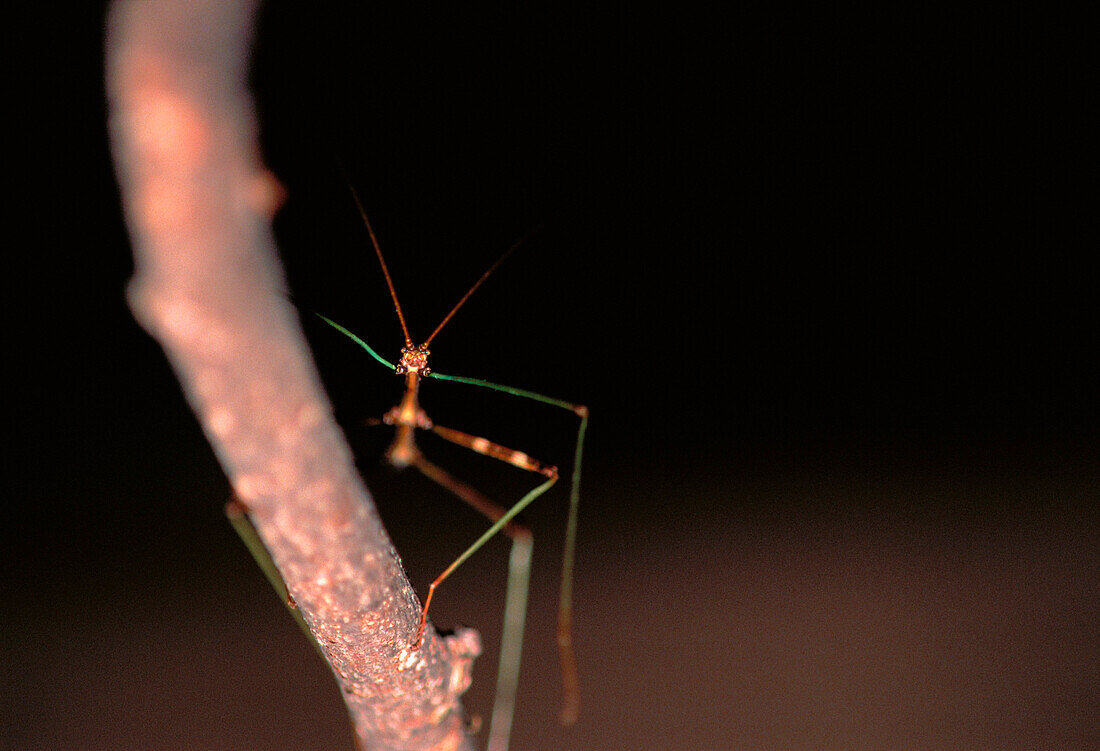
[105,2,478,749]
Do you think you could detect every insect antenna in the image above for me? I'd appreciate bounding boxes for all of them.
[422,227,539,348]
[348,183,413,346]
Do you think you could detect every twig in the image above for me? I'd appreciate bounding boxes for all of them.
[105,2,479,749]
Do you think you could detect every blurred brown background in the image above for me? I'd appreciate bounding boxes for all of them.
[6,3,1096,750]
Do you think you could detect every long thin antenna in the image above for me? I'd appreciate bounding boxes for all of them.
[347,184,413,346]
[423,229,537,348]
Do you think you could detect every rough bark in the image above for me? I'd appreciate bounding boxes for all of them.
[105,2,478,749]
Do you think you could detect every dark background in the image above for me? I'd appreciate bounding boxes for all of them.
[6,3,1097,750]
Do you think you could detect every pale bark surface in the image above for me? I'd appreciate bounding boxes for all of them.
[105,2,478,749]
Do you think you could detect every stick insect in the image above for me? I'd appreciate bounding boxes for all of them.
[317,186,588,750]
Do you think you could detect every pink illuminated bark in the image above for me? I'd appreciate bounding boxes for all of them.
[105,2,478,749]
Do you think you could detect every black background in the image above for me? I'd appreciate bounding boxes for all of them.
[6,3,1097,750]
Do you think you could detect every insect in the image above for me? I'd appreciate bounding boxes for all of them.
[317,186,588,750]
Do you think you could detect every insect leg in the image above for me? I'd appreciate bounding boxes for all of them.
[411,455,533,751]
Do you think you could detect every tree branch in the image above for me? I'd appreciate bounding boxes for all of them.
[105,2,478,749]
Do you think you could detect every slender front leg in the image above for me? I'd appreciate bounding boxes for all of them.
[411,455,533,751]
[426,422,583,724]
[429,373,589,724]
[410,432,557,649]
[410,442,555,751]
